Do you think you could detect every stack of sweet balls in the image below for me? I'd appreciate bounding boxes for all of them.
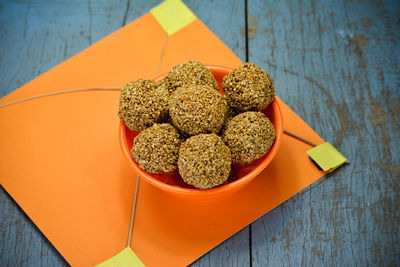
[118,61,276,189]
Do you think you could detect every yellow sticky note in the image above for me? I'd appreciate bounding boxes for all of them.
[150,0,196,35]
[307,142,348,172]
[96,247,145,267]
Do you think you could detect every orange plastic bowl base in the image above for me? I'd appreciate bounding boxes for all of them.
[119,66,284,200]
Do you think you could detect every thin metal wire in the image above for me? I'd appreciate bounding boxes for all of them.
[0,87,121,108]
[127,174,140,247]
[156,34,168,76]
[283,129,317,147]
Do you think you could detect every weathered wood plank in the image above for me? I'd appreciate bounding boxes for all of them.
[0,186,68,266]
[0,0,132,97]
[248,0,399,266]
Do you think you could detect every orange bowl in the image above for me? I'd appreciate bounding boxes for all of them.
[119,66,283,199]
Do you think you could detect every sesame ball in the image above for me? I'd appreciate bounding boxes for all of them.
[169,84,228,136]
[221,111,276,165]
[222,63,275,112]
[131,123,182,174]
[118,79,169,131]
[178,134,231,189]
[161,61,219,94]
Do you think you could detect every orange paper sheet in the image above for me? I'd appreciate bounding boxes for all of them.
[0,12,324,267]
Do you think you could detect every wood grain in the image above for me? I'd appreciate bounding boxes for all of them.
[248,0,400,266]
[0,0,399,266]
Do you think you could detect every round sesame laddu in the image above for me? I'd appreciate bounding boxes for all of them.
[222,63,275,112]
[221,111,276,165]
[131,123,182,174]
[161,61,219,94]
[169,84,228,136]
[118,79,169,131]
[178,134,231,189]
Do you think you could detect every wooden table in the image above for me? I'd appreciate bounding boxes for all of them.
[1,0,399,266]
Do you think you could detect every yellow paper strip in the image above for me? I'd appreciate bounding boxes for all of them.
[96,247,145,267]
[307,142,348,172]
[150,0,196,35]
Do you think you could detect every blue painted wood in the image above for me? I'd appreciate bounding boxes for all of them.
[248,0,400,266]
[1,0,399,266]
[0,187,68,266]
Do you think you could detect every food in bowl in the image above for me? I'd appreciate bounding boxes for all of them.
[221,111,276,165]
[118,79,169,131]
[222,63,274,112]
[178,133,231,189]
[169,84,228,136]
[160,61,219,94]
[119,61,278,190]
[131,123,182,174]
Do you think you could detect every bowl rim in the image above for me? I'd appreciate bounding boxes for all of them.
[119,65,284,197]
